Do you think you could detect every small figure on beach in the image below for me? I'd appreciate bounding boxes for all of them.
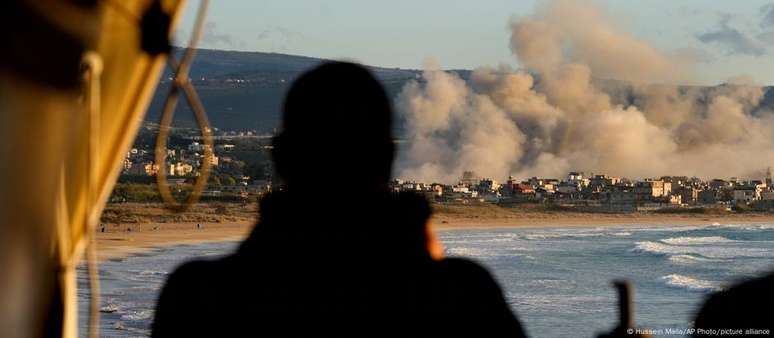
[196,223,202,230]
[152,62,526,337]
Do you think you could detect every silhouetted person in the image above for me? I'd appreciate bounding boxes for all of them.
[692,272,773,337]
[152,62,526,337]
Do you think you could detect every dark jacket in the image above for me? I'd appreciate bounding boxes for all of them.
[152,191,526,337]
[692,272,774,337]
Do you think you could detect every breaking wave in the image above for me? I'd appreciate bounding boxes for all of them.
[99,303,120,314]
[668,254,714,265]
[522,232,605,240]
[660,274,722,292]
[119,309,154,321]
[660,236,734,245]
[445,247,494,258]
[632,241,770,259]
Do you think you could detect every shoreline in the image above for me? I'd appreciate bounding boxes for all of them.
[430,212,774,229]
[95,221,253,261]
[94,212,774,261]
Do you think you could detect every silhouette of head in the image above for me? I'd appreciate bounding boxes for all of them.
[272,62,395,191]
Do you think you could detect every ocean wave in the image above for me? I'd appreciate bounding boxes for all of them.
[660,236,733,245]
[610,232,632,236]
[632,241,681,256]
[626,225,710,232]
[748,224,774,230]
[526,278,575,289]
[439,233,519,244]
[522,232,604,240]
[632,241,771,259]
[112,321,127,330]
[445,247,492,258]
[445,246,532,258]
[509,294,610,314]
[139,270,168,276]
[706,223,774,231]
[100,303,120,313]
[668,254,713,265]
[120,309,154,321]
[660,274,722,292]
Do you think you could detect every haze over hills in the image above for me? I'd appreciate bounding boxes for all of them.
[147,48,774,136]
[146,48,440,132]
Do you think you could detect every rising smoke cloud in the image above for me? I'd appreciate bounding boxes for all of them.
[396,0,773,183]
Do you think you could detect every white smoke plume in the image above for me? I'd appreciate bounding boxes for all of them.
[396,0,773,183]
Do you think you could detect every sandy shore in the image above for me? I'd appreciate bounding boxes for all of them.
[95,222,254,261]
[94,212,774,261]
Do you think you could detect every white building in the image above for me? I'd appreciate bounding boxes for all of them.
[733,187,758,203]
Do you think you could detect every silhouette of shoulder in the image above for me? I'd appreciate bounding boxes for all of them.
[693,272,774,336]
[152,62,526,337]
[432,257,524,335]
[436,257,508,298]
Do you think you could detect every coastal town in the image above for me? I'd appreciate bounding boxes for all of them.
[114,125,275,202]
[391,170,774,212]
[115,126,774,213]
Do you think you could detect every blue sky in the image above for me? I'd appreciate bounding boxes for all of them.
[178,0,774,85]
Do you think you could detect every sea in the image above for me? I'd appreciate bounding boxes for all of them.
[78,222,774,337]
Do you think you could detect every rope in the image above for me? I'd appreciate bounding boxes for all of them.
[154,0,212,212]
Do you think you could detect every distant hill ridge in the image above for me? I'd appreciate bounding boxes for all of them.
[146,48,773,132]
[147,48,429,131]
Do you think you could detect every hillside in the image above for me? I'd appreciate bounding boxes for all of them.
[145,48,774,133]
[145,48,429,131]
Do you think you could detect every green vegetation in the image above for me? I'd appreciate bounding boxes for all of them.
[109,183,252,203]
[110,183,163,203]
[654,207,729,215]
[100,202,256,224]
[732,203,754,213]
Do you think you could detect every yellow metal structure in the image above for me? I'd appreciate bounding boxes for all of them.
[0,1,189,337]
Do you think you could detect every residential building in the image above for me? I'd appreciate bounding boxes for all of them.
[733,187,758,203]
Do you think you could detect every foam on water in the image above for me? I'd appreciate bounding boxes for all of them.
[660,236,733,245]
[660,274,722,292]
[81,224,774,338]
[632,240,771,259]
[445,246,532,258]
[100,303,120,313]
[138,270,168,276]
[120,309,154,321]
[510,293,612,314]
[668,254,715,265]
[523,233,603,240]
[625,225,711,232]
[445,247,492,257]
[739,224,774,230]
[525,278,576,290]
[624,222,774,233]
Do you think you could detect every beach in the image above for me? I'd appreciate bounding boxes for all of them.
[84,217,774,337]
[96,221,254,261]
[95,202,774,261]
